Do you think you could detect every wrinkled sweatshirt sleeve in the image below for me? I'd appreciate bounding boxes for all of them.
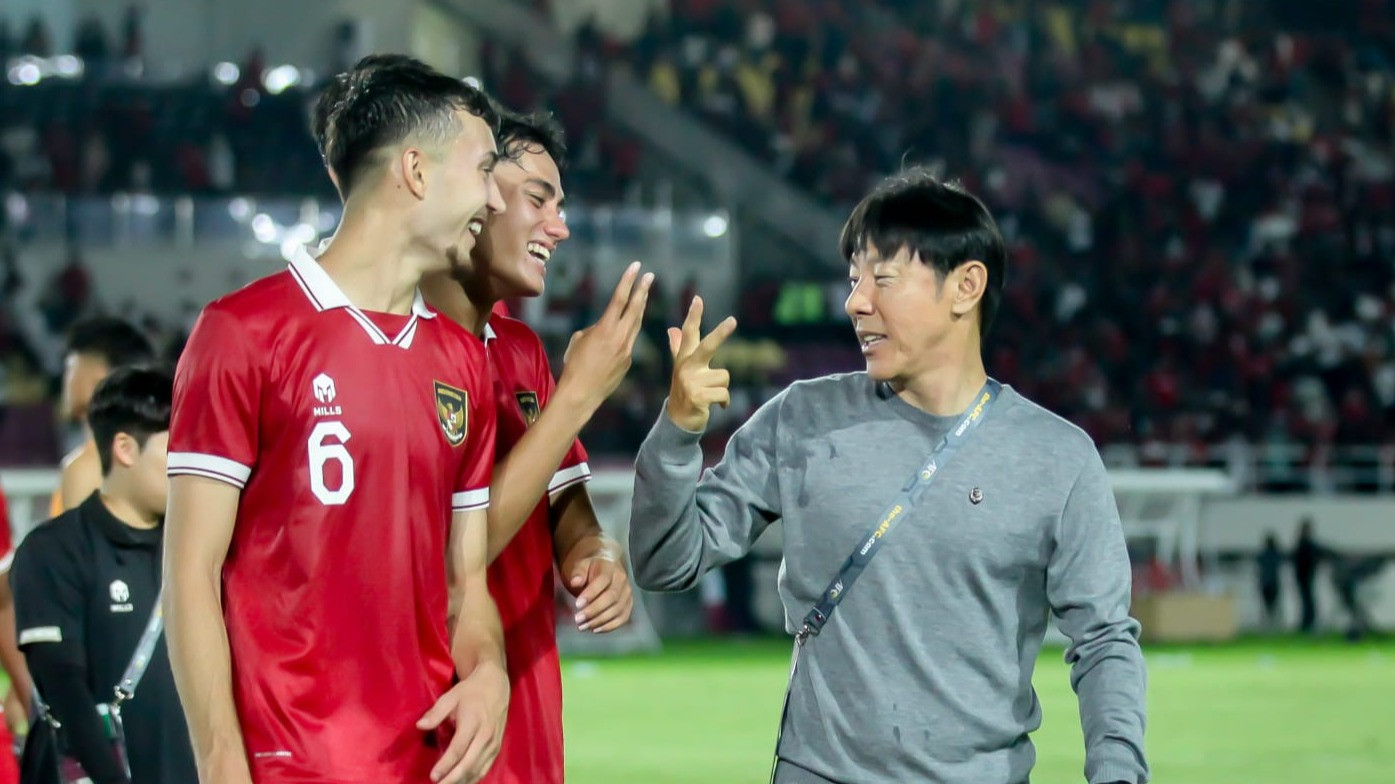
[1047,447,1150,784]
[628,393,784,592]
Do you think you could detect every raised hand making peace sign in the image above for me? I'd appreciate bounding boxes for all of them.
[555,261,654,414]
[665,295,738,432]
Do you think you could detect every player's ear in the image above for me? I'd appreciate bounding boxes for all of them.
[401,146,428,201]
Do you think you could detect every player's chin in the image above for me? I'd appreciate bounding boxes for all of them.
[506,259,545,297]
[443,240,477,272]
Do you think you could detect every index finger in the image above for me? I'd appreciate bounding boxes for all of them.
[677,295,705,359]
[621,272,655,338]
[690,315,737,364]
[601,261,642,322]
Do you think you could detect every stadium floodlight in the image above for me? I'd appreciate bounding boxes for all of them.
[263,64,301,95]
[7,61,41,86]
[251,214,277,243]
[53,55,83,79]
[703,212,729,238]
[213,62,240,85]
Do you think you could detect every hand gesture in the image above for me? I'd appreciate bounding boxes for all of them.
[556,261,654,414]
[567,554,633,633]
[665,296,737,432]
[416,661,510,784]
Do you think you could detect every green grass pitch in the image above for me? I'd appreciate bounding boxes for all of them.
[562,636,1393,783]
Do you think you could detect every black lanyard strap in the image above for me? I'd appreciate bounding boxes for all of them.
[795,379,1002,644]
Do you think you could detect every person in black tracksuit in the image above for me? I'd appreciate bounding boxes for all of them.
[10,365,194,784]
[1293,518,1324,633]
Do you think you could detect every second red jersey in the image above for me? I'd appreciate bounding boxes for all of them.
[479,317,589,784]
[168,250,497,784]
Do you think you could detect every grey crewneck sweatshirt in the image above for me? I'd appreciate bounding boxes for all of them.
[629,373,1148,784]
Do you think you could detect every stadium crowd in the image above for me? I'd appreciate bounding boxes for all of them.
[610,0,1395,454]
[2,0,1395,466]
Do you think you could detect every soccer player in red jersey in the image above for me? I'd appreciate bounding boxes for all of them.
[0,484,21,784]
[313,71,651,782]
[163,56,511,784]
[421,111,651,784]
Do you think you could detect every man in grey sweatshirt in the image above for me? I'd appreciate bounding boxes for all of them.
[629,169,1148,784]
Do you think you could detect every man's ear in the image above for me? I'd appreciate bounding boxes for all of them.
[950,260,987,318]
[110,432,140,470]
[400,147,429,200]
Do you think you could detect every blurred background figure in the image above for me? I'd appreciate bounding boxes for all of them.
[1293,518,1326,633]
[1257,532,1284,631]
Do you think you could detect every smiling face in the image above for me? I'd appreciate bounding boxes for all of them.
[415,109,506,274]
[845,245,963,385]
[470,144,570,297]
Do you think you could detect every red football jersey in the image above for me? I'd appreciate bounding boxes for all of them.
[479,317,589,784]
[167,249,497,784]
[0,483,13,573]
[0,485,15,784]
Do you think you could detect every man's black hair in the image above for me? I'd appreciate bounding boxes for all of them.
[497,108,568,171]
[65,317,155,367]
[88,364,173,475]
[839,166,1007,333]
[313,54,502,194]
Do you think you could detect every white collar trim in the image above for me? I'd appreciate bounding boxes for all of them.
[287,244,436,347]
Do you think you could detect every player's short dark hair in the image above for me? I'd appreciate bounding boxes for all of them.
[315,54,501,194]
[497,109,568,171]
[65,317,155,368]
[311,54,416,163]
[839,167,1007,334]
[88,364,173,475]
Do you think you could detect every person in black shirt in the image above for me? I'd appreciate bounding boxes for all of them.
[1256,533,1284,631]
[1293,518,1325,633]
[11,365,194,784]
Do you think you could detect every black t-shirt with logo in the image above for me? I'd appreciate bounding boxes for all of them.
[11,491,196,784]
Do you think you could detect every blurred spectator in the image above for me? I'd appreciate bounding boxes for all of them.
[122,4,144,64]
[74,15,112,68]
[1257,533,1283,629]
[1293,518,1325,632]
[18,16,50,57]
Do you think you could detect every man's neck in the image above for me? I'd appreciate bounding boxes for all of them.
[892,333,989,416]
[99,483,159,530]
[316,204,427,315]
[420,272,493,337]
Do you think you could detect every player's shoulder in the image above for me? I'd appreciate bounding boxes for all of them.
[196,270,302,329]
[13,507,87,572]
[995,385,1098,457]
[487,316,546,358]
[426,312,489,359]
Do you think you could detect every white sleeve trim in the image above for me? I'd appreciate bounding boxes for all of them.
[452,488,490,512]
[547,462,592,499]
[0,551,12,575]
[167,452,252,489]
[19,627,62,645]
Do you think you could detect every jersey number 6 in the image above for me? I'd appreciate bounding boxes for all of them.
[308,421,356,505]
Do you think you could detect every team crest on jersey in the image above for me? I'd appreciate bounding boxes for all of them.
[515,391,540,427]
[433,381,468,447]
